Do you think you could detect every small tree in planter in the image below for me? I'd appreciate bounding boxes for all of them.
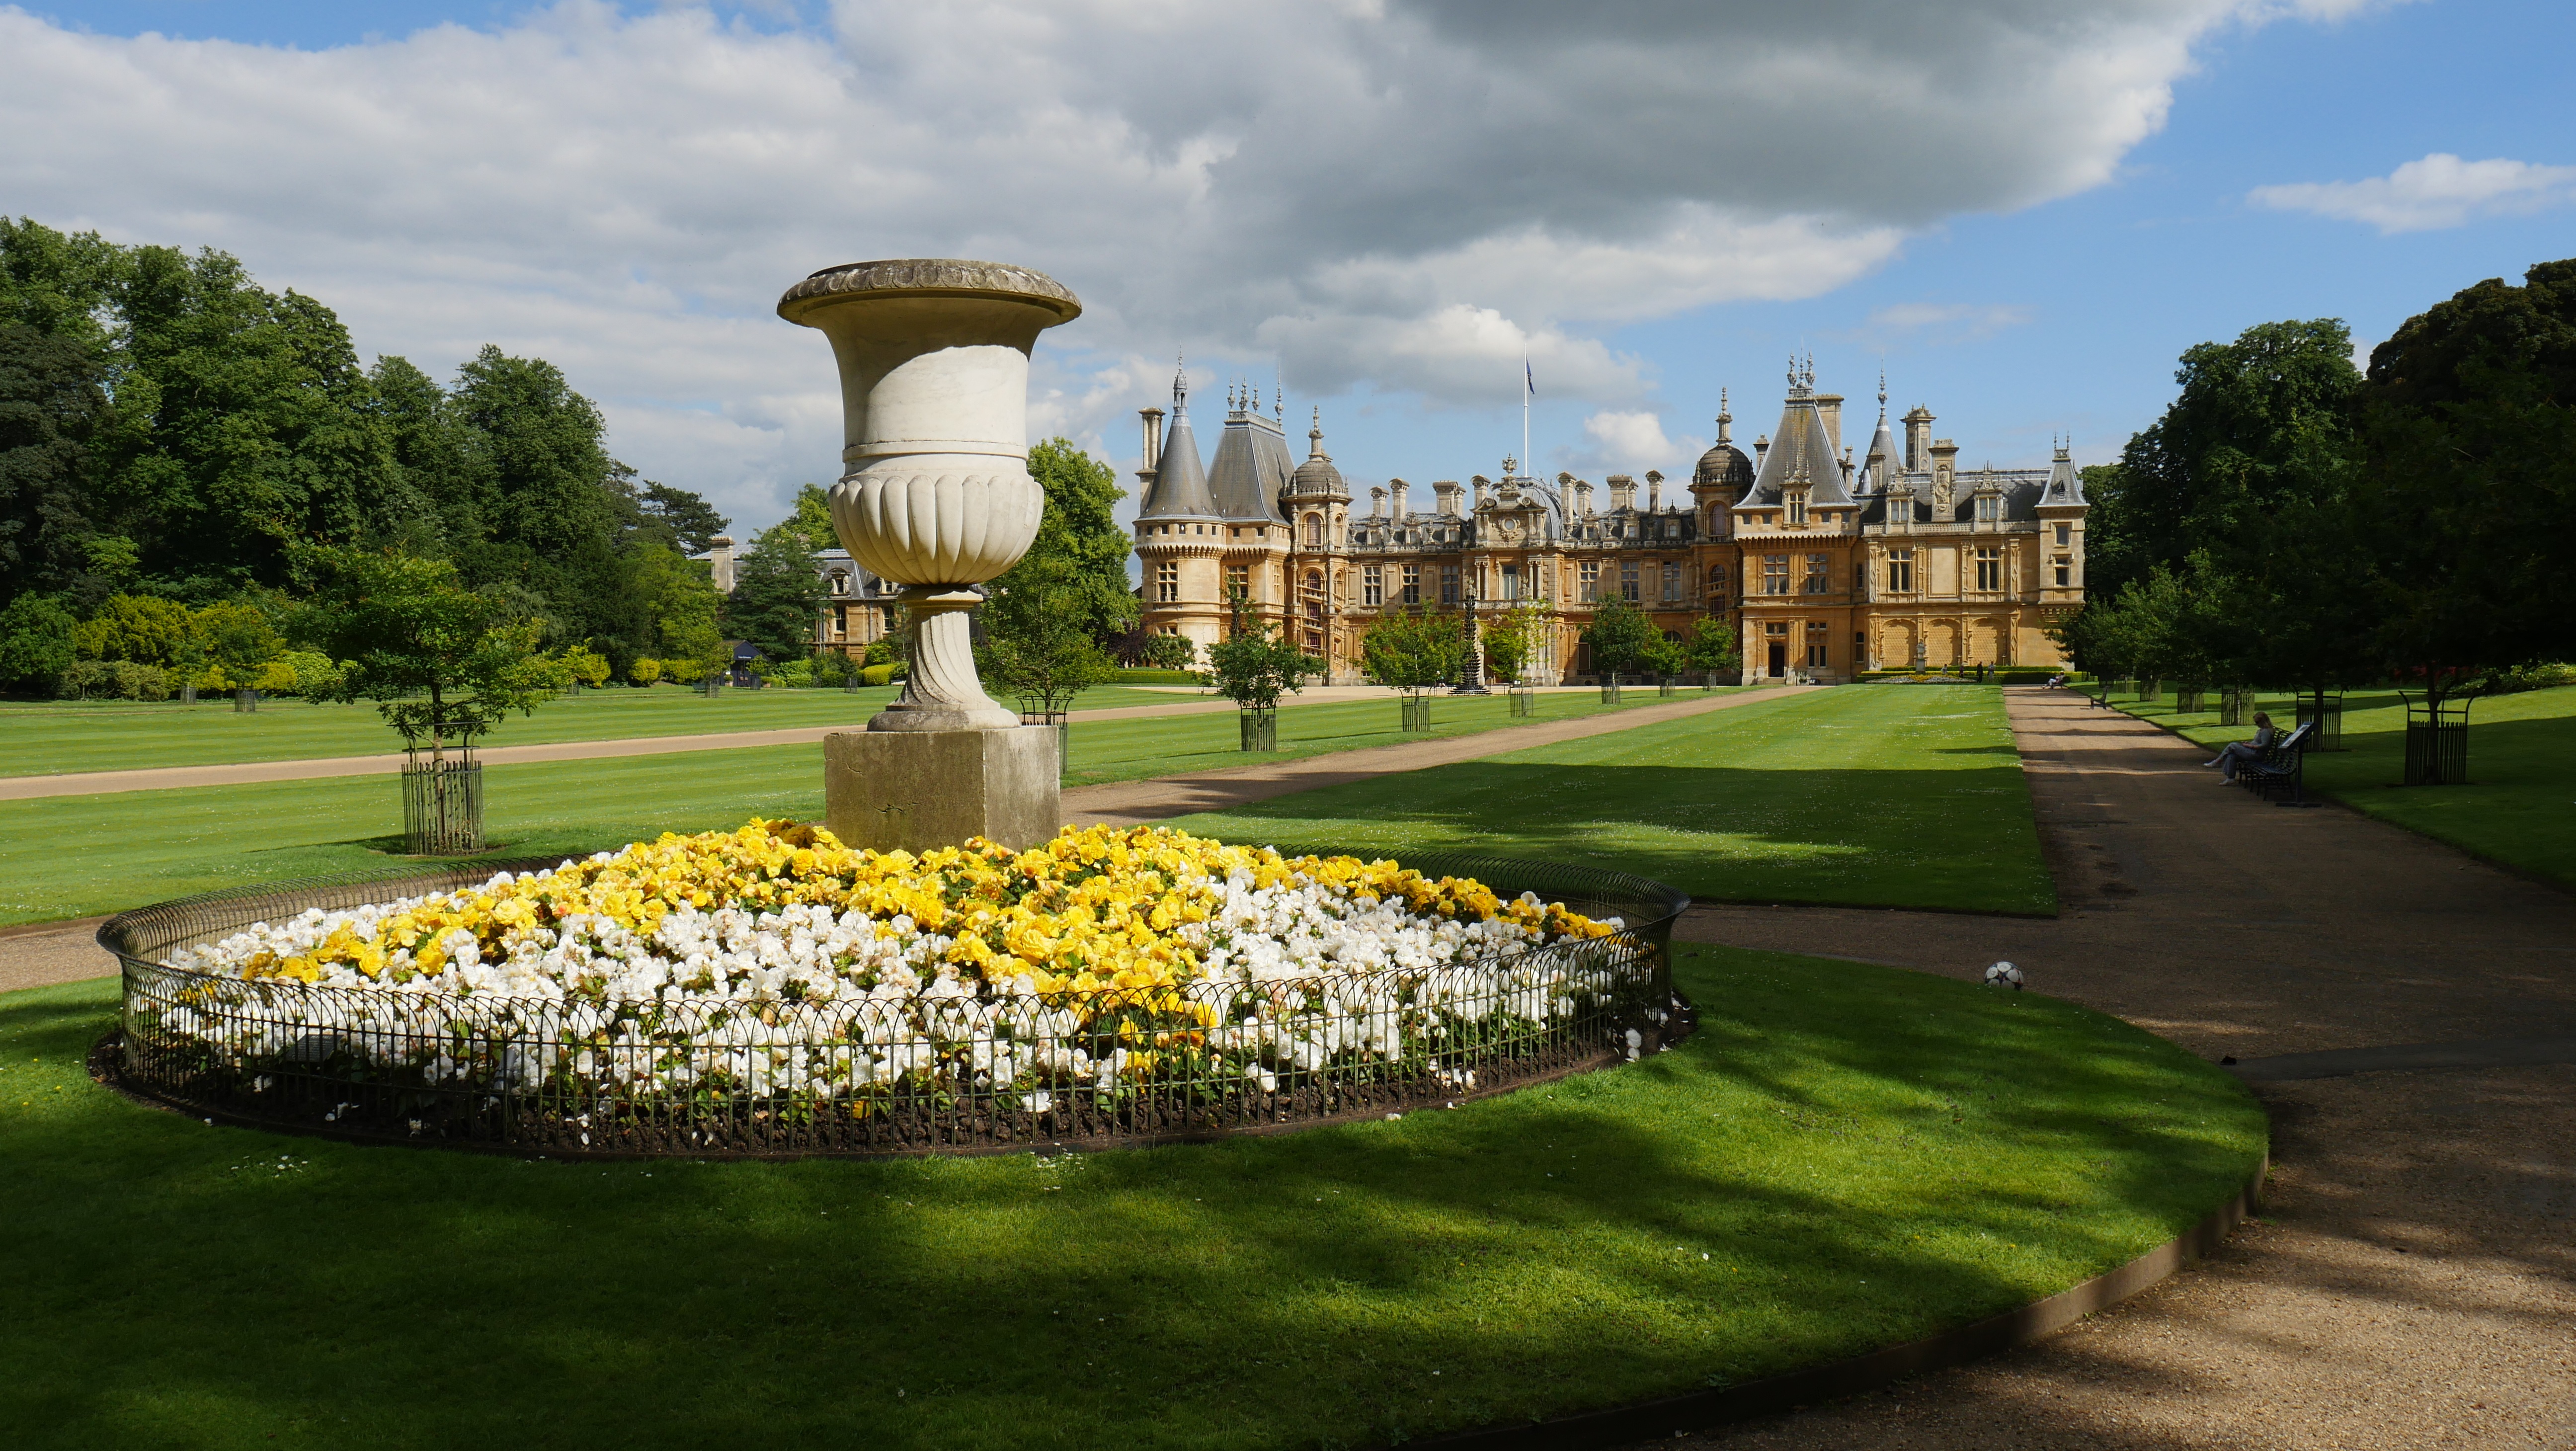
[1642,633,1690,695]
[1681,614,1741,687]
[1205,601,1315,751]
[293,547,570,854]
[981,553,1115,769]
[1581,597,1656,700]
[1362,605,1465,731]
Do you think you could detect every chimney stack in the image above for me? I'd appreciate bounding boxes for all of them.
[707,535,737,594]
[1608,474,1636,511]
[1816,394,1844,456]
[1138,406,1164,475]
[1574,480,1594,517]
[1903,405,1934,473]
[1390,479,1410,519]
[1645,470,1664,512]
[1370,485,1387,518]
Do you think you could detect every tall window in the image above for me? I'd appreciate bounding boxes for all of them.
[1974,494,2000,522]
[2054,523,2072,546]
[1706,564,1729,610]
[1441,565,1460,606]
[1762,554,1790,595]
[1802,554,1830,594]
[1662,562,1682,601]
[1620,561,1640,602]
[1156,562,1179,603]
[1806,621,1830,669]
[1974,547,2001,591]
[2054,556,2072,587]
[1787,492,1808,525]
[1887,549,1914,592]
[1302,569,1325,618]
[1363,564,1383,606]
[1304,513,1322,547]
[1401,565,1421,605]
[1580,560,1601,601]
[1227,564,1251,598]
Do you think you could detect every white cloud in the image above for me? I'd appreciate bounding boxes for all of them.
[2248,153,2576,234]
[0,0,2361,530]
[1853,302,2038,345]
[1561,410,1704,483]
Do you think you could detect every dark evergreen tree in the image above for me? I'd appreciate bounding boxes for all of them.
[723,523,826,665]
[0,322,109,603]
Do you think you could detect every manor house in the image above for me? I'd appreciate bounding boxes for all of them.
[1130,363,2088,683]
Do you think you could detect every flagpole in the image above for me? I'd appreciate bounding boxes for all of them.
[1521,357,1531,480]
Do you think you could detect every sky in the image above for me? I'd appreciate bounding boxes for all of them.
[4,0,2572,546]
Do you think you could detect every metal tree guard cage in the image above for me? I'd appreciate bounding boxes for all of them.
[2296,689,2345,751]
[400,752,484,855]
[2402,692,2472,786]
[96,852,1689,1158]
[2219,687,2253,726]
[1401,696,1433,732]
[1238,710,1277,752]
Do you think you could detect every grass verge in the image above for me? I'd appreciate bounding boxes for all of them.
[1167,684,2056,916]
[0,692,1738,926]
[2107,683,2576,891]
[0,944,2262,1451]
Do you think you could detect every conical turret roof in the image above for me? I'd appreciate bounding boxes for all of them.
[1138,372,1220,520]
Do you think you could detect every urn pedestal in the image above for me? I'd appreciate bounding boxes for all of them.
[780,258,1082,850]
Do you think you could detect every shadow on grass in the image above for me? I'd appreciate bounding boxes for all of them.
[1181,761,2055,916]
[0,951,2258,1451]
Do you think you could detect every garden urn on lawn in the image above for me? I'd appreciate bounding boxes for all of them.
[779,258,1081,852]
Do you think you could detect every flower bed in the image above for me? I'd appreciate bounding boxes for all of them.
[101,823,1688,1156]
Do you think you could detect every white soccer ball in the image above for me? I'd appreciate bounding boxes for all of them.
[1984,961,2024,990]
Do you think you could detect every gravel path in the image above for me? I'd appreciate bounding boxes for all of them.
[1650,687,2576,1451]
[0,685,1811,993]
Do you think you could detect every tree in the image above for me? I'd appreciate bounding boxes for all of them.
[1580,597,1657,682]
[70,592,197,666]
[784,483,838,553]
[292,546,567,761]
[2083,319,2363,602]
[1679,615,1741,680]
[629,543,727,684]
[980,551,1114,716]
[0,593,75,694]
[1360,605,1465,699]
[1205,617,1317,730]
[2353,257,2576,718]
[724,523,827,665]
[637,479,728,558]
[194,600,285,695]
[0,322,111,604]
[1482,601,1548,683]
[986,439,1141,650]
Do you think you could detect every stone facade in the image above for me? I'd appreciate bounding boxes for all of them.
[1131,363,2087,683]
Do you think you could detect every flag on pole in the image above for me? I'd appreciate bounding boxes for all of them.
[1525,358,1535,398]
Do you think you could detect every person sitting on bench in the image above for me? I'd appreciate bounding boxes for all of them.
[2205,713,2276,782]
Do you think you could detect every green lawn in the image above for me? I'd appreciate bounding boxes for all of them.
[2110,683,2576,891]
[0,683,1219,778]
[0,945,2263,1451]
[0,690,1733,926]
[1167,684,2056,916]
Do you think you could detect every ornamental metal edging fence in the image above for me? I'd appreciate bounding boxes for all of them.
[97,852,1689,1159]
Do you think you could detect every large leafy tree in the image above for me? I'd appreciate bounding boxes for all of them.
[1580,596,1658,681]
[2353,257,2576,708]
[986,439,1139,648]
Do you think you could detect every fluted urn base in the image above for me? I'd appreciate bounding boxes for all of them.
[870,588,1017,731]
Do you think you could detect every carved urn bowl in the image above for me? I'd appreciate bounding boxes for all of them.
[779,259,1082,729]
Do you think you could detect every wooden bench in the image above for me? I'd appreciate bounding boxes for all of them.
[2234,721,2316,806]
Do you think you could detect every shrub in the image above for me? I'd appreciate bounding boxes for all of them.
[0,594,78,694]
[630,657,664,686]
[859,662,909,687]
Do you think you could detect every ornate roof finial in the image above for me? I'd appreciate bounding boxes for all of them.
[1172,353,1188,413]
[1877,364,1888,414]
[1716,387,1732,444]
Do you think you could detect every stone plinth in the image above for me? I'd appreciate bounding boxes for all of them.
[822,727,1060,853]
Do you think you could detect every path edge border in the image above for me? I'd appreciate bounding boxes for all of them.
[1412,1152,2269,1450]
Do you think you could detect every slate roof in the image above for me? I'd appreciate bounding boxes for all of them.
[1138,384,1220,520]
[1207,403,1293,522]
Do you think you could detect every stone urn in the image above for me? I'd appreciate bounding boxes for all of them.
[778,259,1083,731]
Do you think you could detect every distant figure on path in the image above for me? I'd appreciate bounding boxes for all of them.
[2206,712,2277,782]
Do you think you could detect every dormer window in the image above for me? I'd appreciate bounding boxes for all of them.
[1787,493,1808,525]
[1974,495,2001,523]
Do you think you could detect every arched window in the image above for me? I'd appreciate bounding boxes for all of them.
[1304,513,1323,547]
